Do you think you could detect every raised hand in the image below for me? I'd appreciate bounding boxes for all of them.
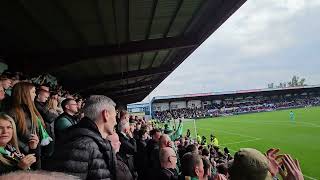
[28,134,39,149]
[280,154,304,180]
[214,174,227,180]
[266,148,281,176]
[17,154,36,170]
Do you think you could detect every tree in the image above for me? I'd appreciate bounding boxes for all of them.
[288,76,306,87]
[268,76,307,88]
[268,83,274,88]
[299,78,306,86]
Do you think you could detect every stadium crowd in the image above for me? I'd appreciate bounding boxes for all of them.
[154,96,320,120]
[0,71,305,180]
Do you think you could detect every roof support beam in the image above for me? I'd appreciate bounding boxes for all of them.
[69,66,171,92]
[164,0,184,37]
[6,36,197,73]
[90,79,161,95]
[52,0,87,47]
[111,86,154,98]
[16,1,60,48]
[94,0,108,44]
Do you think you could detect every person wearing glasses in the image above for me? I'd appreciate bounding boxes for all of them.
[54,98,79,140]
[157,147,179,180]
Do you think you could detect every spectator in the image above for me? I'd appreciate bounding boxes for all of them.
[107,132,134,180]
[54,98,78,139]
[145,128,162,179]
[202,148,210,160]
[47,95,117,179]
[0,113,38,174]
[8,82,47,169]
[38,85,49,93]
[118,120,138,179]
[186,144,198,154]
[156,147,179,180]
[0,85,5,101]
[76,98,83,111]
[116,110,129,134]
[177,137,187,161]
[160,134,172,149]
[181,152,204,179]
[202,157,212,180]
[0,85,6,111]
[186,129,191,138]
[216,164,228,178]
[0,75,12,96]
[135,128,148,179]
[229,148,271,180]
[47,94,60,117]
[133,122,141,140]
[34,90,57,159]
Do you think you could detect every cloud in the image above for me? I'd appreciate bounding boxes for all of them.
[143,0,320,101]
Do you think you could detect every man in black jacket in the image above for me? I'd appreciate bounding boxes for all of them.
[157,147,179,180]
[35,89,56,136]
[107,131,134,180]
[145,128,162,179]
[47,95,117,180]
[118,120,138,179]
[35,89,57,162]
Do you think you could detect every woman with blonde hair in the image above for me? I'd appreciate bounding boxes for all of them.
[8,82,51,168]
[0,113,38,174]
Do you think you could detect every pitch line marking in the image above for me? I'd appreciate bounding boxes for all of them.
[197,127,260,139]
[195,126,319,179]
[220,138,262,146]
[227,120,320,128]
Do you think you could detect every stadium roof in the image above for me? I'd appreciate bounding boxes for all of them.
[152,85,320,102]
[0,0,246,104]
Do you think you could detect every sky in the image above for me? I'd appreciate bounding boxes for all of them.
[144,0,320,101]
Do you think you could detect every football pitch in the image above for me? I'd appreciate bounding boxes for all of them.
[182,106,320,179]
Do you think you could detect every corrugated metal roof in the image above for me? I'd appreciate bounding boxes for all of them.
[1,0,246,104]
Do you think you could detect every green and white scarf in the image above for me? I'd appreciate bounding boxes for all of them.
[37,117,53,146]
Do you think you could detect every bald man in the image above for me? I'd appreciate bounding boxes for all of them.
[107,133,133,180]
[159,134,172,149]
[156,147,178,180]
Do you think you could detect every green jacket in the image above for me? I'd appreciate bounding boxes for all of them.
[54,112,78,139]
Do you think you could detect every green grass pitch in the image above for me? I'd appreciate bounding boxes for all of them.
[182,106,320,179]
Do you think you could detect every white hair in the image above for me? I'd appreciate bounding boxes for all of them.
[82,95,116,121]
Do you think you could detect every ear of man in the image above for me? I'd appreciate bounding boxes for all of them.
[195,166,200,177]
[102,109,109,122]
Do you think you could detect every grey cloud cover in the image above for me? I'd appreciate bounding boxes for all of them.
[144,0,320,101]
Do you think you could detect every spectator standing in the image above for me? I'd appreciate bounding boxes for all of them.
[54,98,78,139]
[47,95,117,179]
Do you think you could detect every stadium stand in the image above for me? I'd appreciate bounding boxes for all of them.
[152,86,320,121]
[0,0,306,179]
